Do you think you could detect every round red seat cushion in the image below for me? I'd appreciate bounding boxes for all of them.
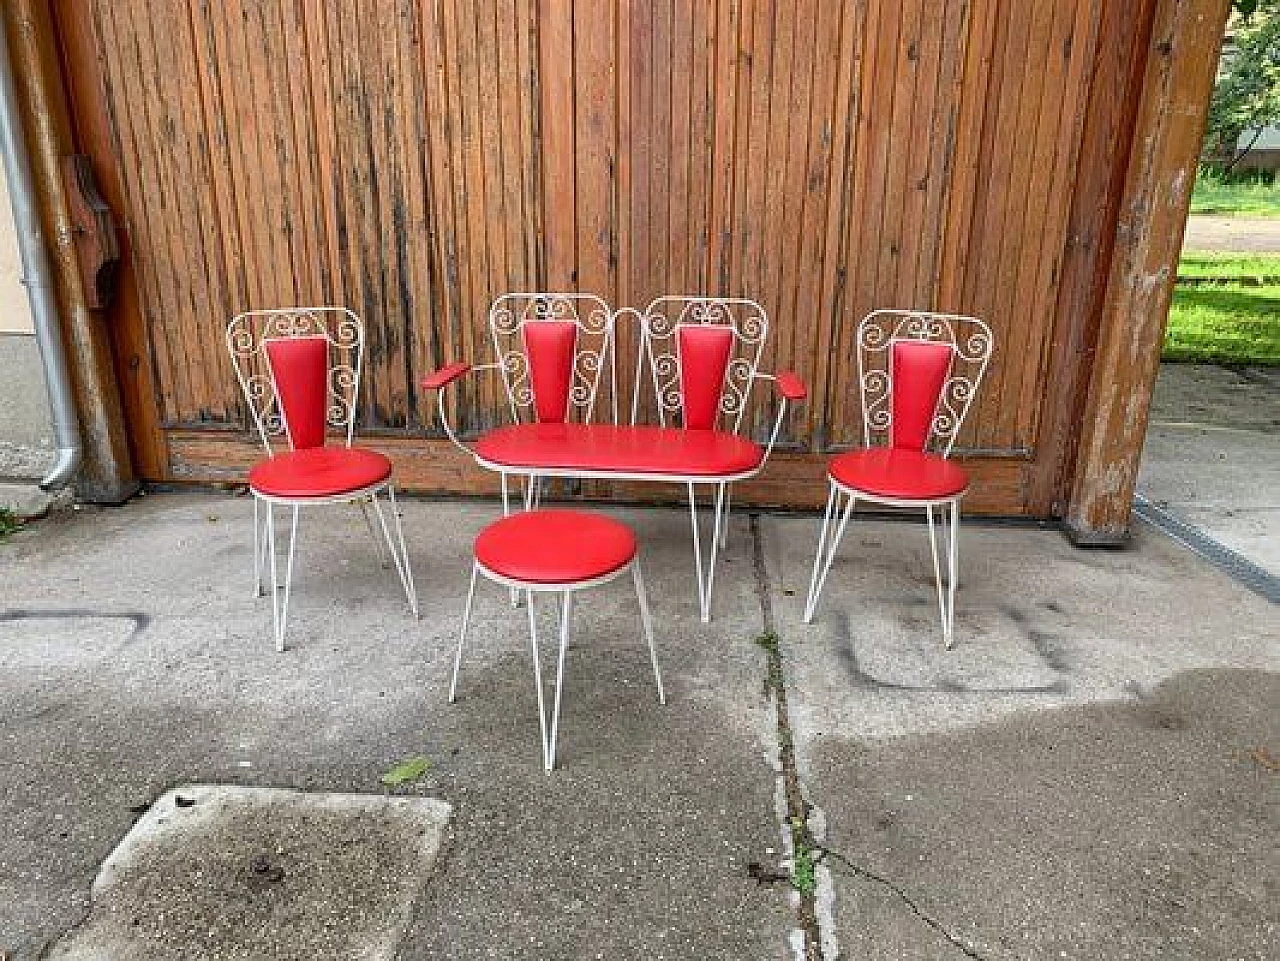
[248,447,393,498]
[475,509,637,585]
[828,448,968,501]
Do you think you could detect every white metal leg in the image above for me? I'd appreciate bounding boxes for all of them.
[387,484,419,617]
[253,498,267,598]
[632,561,666,704]
[451,558,668,771]
[946,499,960,649]
[523,474,543,511]
[266,504,299,653]
[502,473,519,608]
[546,590,573,772]
[525,591,551,770]
[926,500,961,649]
[804,484,837,621]
[719,487,732,550]
[927,504,946,641]
[359,496,391,569]
[449,562,480,702]
[371,485,419,618]
[266,503,280,645]
[686,481,727,623]
[803,485,856,624]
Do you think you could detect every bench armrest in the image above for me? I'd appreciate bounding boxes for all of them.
[774,370,807,402]
[421,361,472,391]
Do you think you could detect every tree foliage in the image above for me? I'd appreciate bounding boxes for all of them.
[1234,1,1275,18]
[1207,5,1280,161]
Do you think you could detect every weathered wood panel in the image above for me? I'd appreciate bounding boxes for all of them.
[55,0,1227,520]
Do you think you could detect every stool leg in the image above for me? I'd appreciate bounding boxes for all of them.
[632,561,665,704]
[449,562,480,703]
[526,590,551,770]
[546,590,573,772]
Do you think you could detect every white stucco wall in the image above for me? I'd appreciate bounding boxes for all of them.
[0,165,33,333]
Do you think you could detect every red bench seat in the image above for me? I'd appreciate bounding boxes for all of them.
[474,423,764,479]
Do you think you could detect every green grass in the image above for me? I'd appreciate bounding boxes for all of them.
[1165,283,1280,364]
[1177,251,1280,280]
[0,507,18,540]
[1190,168,1280,218]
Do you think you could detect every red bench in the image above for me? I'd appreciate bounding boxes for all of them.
[423,293,806,621]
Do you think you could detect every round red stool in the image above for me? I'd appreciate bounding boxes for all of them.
[449,509,666,771]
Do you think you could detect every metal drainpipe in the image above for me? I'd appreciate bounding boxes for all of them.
[0,14,80,491]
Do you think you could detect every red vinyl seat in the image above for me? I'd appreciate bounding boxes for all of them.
[248,447,393,499]
[474,423,764,478]
[475,509,637,584]
[828,448,969,501]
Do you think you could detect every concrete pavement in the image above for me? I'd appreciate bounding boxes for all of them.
[1139,364,1280,577]
[1,492,1276,959]
[761,512,1278,960]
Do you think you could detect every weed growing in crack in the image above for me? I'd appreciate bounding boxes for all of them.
[754,631,785,693]
[0,508,20,540]
[790,817,817,896]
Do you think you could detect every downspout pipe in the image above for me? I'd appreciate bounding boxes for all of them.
[0,14,80,491]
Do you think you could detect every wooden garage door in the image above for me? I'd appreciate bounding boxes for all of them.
[56,0,1116,515]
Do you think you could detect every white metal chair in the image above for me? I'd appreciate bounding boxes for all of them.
[449,508,665,771]
[424,293,806,623]
[803,310,994,648]
[227,307,418,651]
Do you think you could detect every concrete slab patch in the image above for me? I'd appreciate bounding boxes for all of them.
[45,785,451,961]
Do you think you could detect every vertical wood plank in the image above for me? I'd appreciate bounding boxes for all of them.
[539,0,575,289]
[1066,0,1230,540]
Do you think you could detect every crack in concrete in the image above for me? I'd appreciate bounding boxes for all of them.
[817,848,989,960]
[748,516,1000,960]
[748,515,824,961]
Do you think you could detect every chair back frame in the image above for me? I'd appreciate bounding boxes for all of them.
[226,307,364,453]
[856,309,994,456]
[630,296,769,435]
[489,293,616,426]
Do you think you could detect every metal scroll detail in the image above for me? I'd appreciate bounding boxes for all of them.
[225,307,364,451]
[640,297,768,434]
[856,310,994,454]
[489,293,614,424]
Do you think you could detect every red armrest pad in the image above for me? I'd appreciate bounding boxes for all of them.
[421,362,472,391]
[775,371,807,401]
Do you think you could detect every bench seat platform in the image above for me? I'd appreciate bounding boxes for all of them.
[474,423,764,481]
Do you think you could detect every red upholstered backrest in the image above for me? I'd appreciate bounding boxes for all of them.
[890,340,953,451]
[264,335,329,450]
[678,325,734,430]
[523,320,578,424]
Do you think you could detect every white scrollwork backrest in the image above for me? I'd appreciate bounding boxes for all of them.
[488,293,616,425]
[856,310,993,456]
[632,296,769,435]
[225,307,364,452]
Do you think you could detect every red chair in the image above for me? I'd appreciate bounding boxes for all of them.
[227,308,418,651]
[803,310,993,648]
[449,509,664,771]
[424,293,805,622]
